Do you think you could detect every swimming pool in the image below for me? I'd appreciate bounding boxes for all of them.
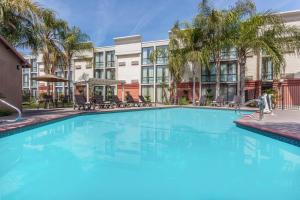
[0,108,299,200]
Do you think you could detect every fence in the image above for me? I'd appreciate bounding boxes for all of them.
[278,79,300,110]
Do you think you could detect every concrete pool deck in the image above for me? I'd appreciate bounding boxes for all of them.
[235,109,300,146]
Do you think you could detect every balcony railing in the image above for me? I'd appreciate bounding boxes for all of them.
[95,62,104,68]
[106,61,115,68]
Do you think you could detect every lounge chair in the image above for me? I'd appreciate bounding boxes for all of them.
[73,95,91,110]
[126,94,140,107]
[228,95,241,108]
[139,95,152,107]
[92,95,111,109]
[211,96,224,107]
[112,95,126,108]
[197,96,206,106]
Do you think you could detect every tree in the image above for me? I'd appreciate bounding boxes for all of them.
[227,0,299,103]
[169,21,211,105]
[60,26,93,101]
[0,0,42,50]
[36,9,67,75]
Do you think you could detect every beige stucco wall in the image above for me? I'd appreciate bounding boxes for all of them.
[0,42,23,111]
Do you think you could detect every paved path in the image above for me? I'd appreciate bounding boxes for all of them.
[236,110,300,144]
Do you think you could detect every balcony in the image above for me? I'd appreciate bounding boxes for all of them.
[95,62,104,68]
[106,61,115,68]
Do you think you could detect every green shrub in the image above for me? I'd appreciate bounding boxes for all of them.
[179,96,189,105]
[0,109,11,117]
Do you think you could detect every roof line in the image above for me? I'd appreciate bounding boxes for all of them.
[0,36,29,66]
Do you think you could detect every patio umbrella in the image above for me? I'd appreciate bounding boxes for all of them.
[31,74,68,102]
[31,74,68,82]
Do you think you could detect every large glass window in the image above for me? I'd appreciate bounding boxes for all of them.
[95,69,105,79]
[31,59,37,72]
[156,45,168,65]
[105,86,115,101]
[64,71,72,81]
[141,86,154,102]
[106,68,116,80]
[262,57,273,80]
[23,74,29,87]
[31,73,37,88]
[94,86,104,96]
[221,63,237,82]
[220,84,237,101]
[95,52,104,68]
[106,51,115,68]
[55,71,64,86]
[221,48,237,60]
[156,66,169,83]
[142,66,154,84]
[202,63,216,82]
[142,47,154,65]
[156,85,170,103]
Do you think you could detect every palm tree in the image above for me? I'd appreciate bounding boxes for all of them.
[60,26,93,101]
[169,21,211,105]
[227,0,297,103]
[36,9,67,75]
[0,0,42,50]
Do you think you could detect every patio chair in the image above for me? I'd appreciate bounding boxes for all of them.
[228,95,241,108]
[112,95,126,108]
[73,95,91,110]
[93,95,111,109]
[126,94,141,107]
[139,95,152,107]
[211,96,224,107]
[197,96,206,106]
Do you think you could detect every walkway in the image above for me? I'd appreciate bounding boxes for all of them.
[235,109,300,145]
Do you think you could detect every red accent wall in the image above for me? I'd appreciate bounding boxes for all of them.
[177,82,200,102]
[117,83,139,100]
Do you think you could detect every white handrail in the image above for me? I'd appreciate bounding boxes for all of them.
[0,99,23,123]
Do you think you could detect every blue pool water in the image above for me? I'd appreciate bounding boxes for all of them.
[0,108,300,200]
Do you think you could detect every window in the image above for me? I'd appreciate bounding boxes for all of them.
[221,48,237,60]
[55,71,64,86]
[202,63,216,82]
[95,52,104,68]
[156,66,169,83]
[141,86,154,102]
[23,68,30,74]
[106,68,116,80]
[55,87,63,97]
[262,57,273,80]
[64,71,72,80]
[94,86,104,96]
[221,63,237,82]
[142,47,153,65]
[31,88,38,99]
[142,66,154,84]
[95,69,105,79]
[106,86,115,101]
[106,51,115,68]
[31,73,37,88]
[23,74,29,87]
[220,84,237,101]
[31,59,37,72]
[156,45,168,65]
[156,85,170,103]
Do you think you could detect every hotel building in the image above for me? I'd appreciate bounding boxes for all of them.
[22,10,300,108]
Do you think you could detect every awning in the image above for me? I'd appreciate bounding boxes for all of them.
[74,78,125,86]
[31,74,68,82]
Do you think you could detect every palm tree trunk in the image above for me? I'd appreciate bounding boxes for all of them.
[240,61,246,104]
[215,57,221,98]
[192,68,196,106]
[237,59,241,97]
[174,82,178,105]
[67,58,72,102]
[198,65,202,103]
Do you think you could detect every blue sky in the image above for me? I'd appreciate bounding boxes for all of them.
[36,0,300,46]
